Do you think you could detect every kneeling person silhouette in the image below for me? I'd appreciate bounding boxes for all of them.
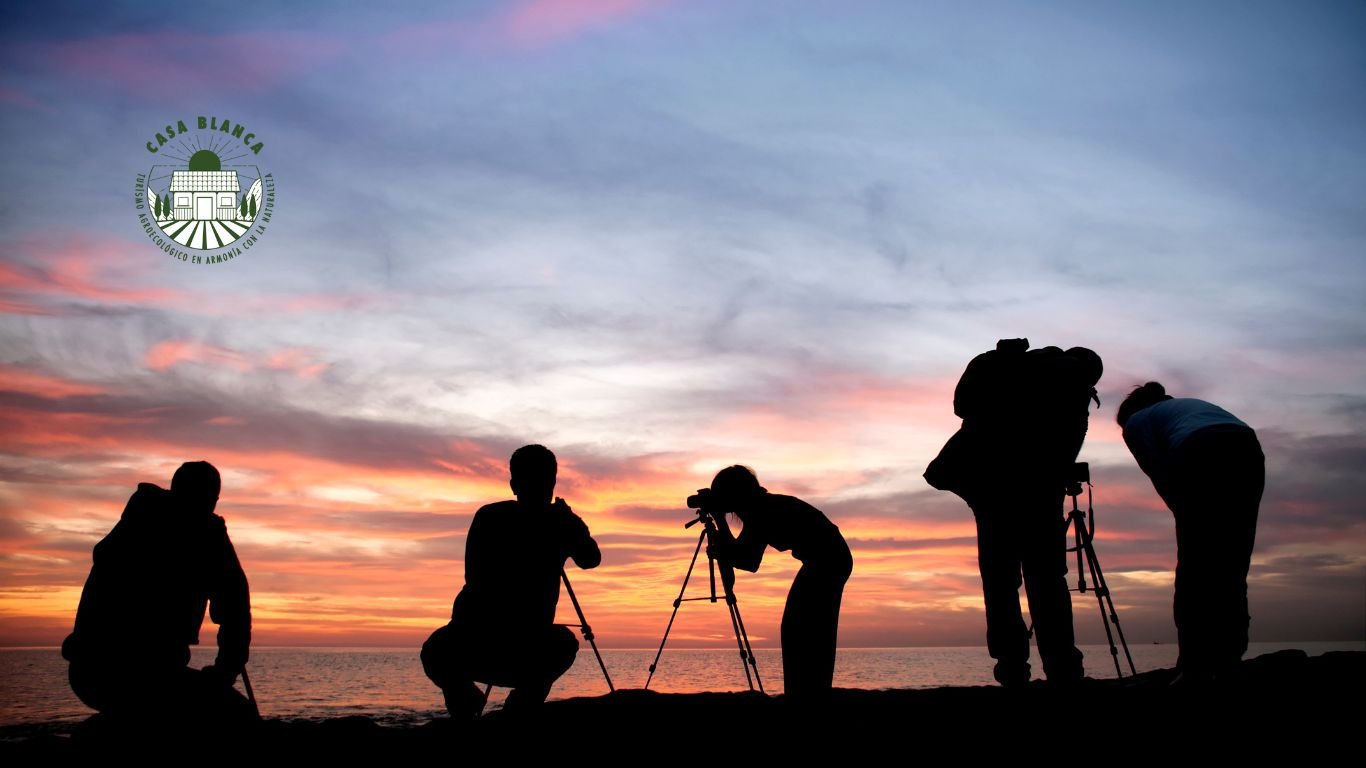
[423,445,601,717]
[62,461,254,725]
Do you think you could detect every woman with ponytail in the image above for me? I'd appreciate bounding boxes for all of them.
[1117,382,1264,683]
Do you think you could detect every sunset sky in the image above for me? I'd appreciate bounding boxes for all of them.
[1,1,1363,655]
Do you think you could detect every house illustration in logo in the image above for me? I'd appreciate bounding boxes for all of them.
[171,150,240,221]
[151,148,261,250]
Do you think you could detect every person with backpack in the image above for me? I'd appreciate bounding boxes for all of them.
[62,461,253,721]
[925,339,1102,686]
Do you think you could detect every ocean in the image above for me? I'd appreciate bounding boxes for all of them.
[2,642,1359,728]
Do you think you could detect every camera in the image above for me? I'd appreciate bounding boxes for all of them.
[686,487,713,511]
[1069,462,1090,483]
[1064,461,1090,496]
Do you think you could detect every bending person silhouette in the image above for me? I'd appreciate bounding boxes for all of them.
[422,445,601,717]
[1117,382,1264,683]
[925,339,1102,686]
[62,461,253,721]
[702,465,853,698]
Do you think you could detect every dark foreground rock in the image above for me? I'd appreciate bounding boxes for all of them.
[3,650,1361,762]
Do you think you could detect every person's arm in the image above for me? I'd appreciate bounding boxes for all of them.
[207,517,251,681]
[1123,420,1175,502]
[554,498,601,569]
[724,512,766,573]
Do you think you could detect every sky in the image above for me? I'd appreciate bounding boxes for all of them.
[0,0,1363,654]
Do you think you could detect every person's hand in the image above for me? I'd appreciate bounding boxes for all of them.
[200,664,240,688]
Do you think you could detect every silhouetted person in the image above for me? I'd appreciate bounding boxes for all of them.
[704,465,853,698]
[925,339,1102,686]
[61,461,253,721]
[1117,382,1263,683]
[422,445,601,717]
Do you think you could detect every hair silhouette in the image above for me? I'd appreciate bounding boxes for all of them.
[1117,381,1174,427]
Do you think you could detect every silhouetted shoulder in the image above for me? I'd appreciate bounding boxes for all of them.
[473,500,520,517]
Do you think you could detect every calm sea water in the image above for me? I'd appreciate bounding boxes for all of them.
[2,642,1359,728]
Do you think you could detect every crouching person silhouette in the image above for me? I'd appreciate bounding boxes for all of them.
[61,461,254,725]
[423,445,601,718]
[702,465,853,699]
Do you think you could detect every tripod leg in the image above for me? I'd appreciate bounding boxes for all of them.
[722,585,765,694]
[561,570,615,692]
[645,530,707,690]
[1083,538,1137,676]
[724,595,755,691]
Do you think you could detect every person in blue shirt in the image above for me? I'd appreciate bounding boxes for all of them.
[1117,382,1264,683]
[703,465,853,698]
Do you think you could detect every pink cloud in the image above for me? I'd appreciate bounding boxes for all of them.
[2,231,376,318]
[0,84,54,114]
[43,31,344,94]
[144,340,253,373]
[499,0,668,47]
[383,0,669,53]
[0,365,108,398]
[0,234,183,310]
[144,340,331,379]
[263,348,332,379]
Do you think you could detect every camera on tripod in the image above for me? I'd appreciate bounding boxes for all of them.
[1065,461,1090,497]
[685,488,726,529]
[644,486,764,693]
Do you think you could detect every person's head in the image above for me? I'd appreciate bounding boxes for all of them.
[1066,347,1103,387]
[1116,382,1173,428]
[510,444,557,504]
[709,465,766,517]
[171,460,221,514]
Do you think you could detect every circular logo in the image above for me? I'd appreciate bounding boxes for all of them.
[134,117,276,265]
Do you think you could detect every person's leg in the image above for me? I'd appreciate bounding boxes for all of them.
[503,625,578,710]
[68,661,112,713]
[1019,488,1083,683]
[1172,430,1264,677]
[177,667,254,724]
[422,623,484,718]
[973,504,1031,686]
[780,562,848,698]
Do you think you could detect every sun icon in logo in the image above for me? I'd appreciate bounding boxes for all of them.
[145,140,264,250]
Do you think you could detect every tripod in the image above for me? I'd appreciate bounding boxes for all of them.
[559,568,615,692]
[1064,465,1137,677]
[644,510,764,693]
[478,568,614,712]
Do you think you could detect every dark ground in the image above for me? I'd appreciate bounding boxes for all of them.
[3,650,1361,762]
